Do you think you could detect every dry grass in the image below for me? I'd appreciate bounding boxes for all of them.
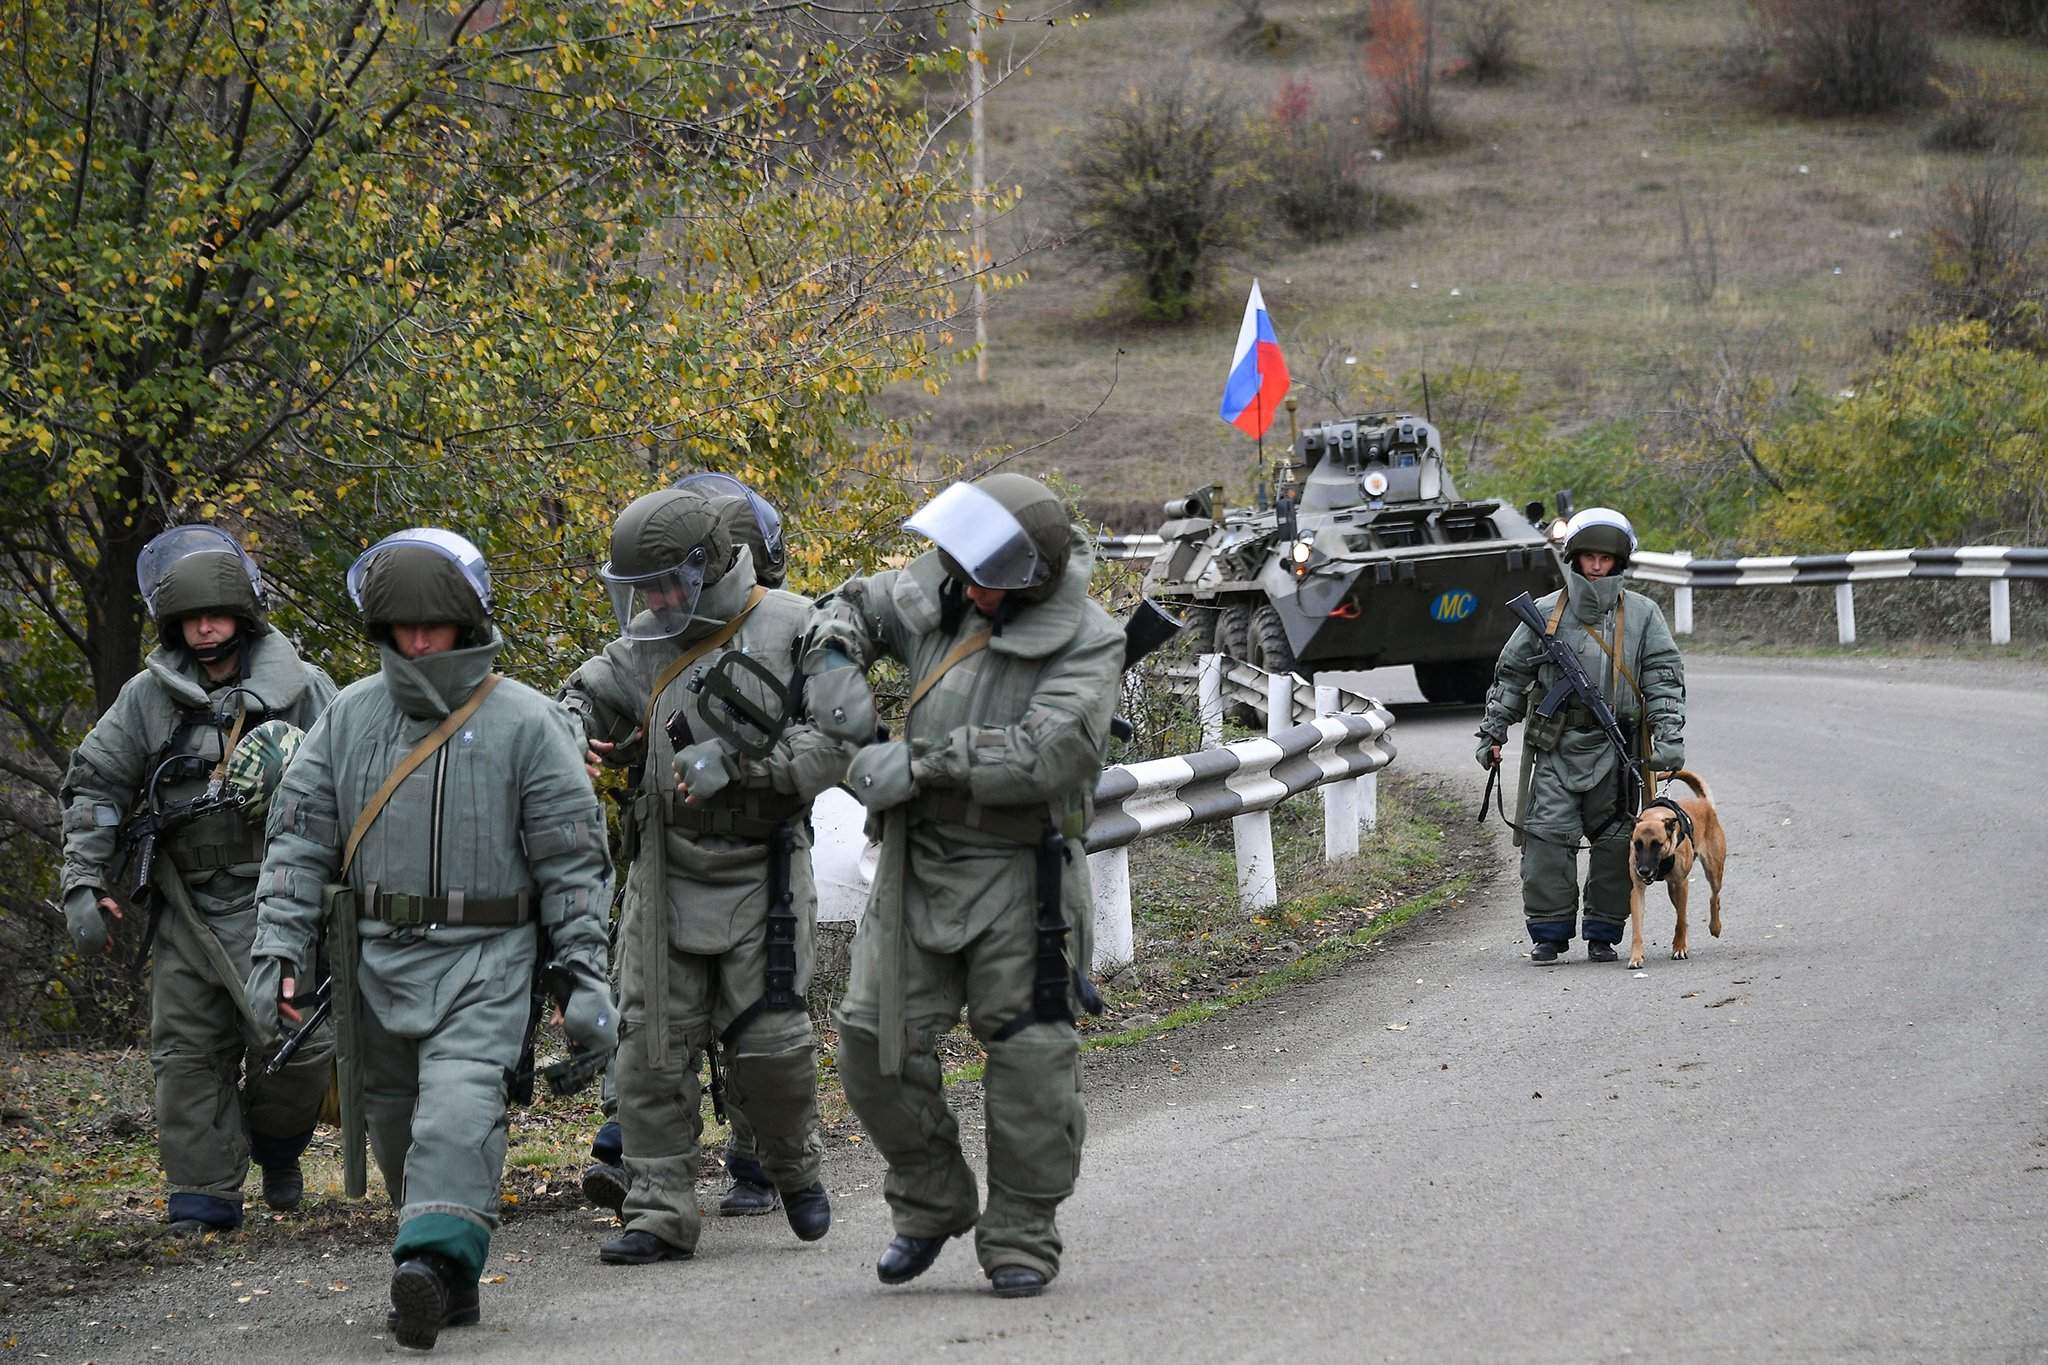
[902,1,2048,521]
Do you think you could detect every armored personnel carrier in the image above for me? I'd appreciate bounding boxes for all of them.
[1141,411,1567,704]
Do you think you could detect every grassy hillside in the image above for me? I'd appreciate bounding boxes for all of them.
[890,0,2048,534]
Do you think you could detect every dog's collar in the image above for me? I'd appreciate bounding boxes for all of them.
[1643,795,1695,849]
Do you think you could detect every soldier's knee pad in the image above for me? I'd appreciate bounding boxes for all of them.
[1583,838,1632,917]
[724,1044,816,1130]
[836,1026,949,1154]
[1519,838,1581,916]
[982,1028,1083,1196]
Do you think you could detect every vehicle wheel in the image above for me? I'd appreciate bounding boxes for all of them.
[1216,601,1253,662]
[1248,604,1298,676]
[1414,660,1493,706]
[1184,603,1219,653]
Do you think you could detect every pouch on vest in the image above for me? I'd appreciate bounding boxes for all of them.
[1523,683,1566,752]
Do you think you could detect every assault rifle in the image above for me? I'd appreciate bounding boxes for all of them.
[123,773,249,971]
[264,979,331,1077]
[1503,590,1643,835]
[509,960,609,1103]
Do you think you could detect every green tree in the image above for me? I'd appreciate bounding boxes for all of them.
[1748,322,2048,550]
[0,0,1019,974]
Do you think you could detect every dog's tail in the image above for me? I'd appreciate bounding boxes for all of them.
[1657,768,1711,801]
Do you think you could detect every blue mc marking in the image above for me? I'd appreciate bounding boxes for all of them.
[1431,589,1477,624]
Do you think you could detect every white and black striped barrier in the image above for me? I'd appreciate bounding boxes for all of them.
[1633,547,2045,645]
[810,659,1398,973]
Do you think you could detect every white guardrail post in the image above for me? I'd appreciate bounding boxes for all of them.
[1991,580,2012,645]
[1672,551,1694,636]
[1316,684,1359,860]
[1835,583,1856,645]
[1229,671,1293,913]
[1089,845,1134,972]
[1197,652,1224,749]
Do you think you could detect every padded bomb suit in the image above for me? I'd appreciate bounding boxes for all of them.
[250,630,611,1281]
[1477,567,1686,944]
[809,533,1121,1283]
[59,632,336,1228]
[562,549,846,1254]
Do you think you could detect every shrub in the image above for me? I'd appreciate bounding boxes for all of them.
[1060,74,1262,322]
[1951,0,2048,42]
[1266,80,1413,241]
[1754,0,1936,116]
[1366,0,1444,145]
[1916,162,2046,353]
[1451,0,1518,83]
[1920,72,2021,153]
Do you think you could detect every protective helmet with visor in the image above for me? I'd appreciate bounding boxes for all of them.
[346,528,494,638]
[1562,507,1638,572]
[674,471,785,586]
[136,524,269,654]
[600,490,731,641]
[905,480,1055,592]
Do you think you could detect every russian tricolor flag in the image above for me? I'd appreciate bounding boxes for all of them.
[1218,279,1291,441]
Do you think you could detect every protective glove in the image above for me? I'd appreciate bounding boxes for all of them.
[808,650,876,744]
[561,977,619,1056]
[223,720,306,824]
[244,955,292,1041]
[1649,734,1685,771]
[673,739,740,805]
[847,740,917,811]
[1475,736,1504,772]
[63,884,110,956]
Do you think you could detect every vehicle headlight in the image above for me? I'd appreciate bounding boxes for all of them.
[1291,539,1312,564]
[1361,470,1390,498]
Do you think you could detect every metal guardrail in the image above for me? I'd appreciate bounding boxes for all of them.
[1097,533,1164,561]
[1086,712,1394,854]
[1631,546,2042,645]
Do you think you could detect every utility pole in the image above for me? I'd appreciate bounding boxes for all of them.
[970,8,989,383]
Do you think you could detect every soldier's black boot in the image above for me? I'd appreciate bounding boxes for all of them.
[989,1266,1048,1299]
[1586,940,1618,963]
[389,1253,473,1350]
[877,1231,958,1286]
[783,1182,831,1242]
[260,1162,304,1212]
[720,1152,779,1216]
[1529,941,1565,965]
[251,1130,312,1212]
[600,1228,692,1265]
[581,1160,627,1218]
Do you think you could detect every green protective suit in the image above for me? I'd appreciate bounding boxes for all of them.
[1478,569,1686,940]
[251,631,611,1283]
[807,534,1121,1283]
[560,556,848,1254]
[59,632,337,1225]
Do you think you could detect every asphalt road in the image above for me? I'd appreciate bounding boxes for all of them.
[16,654,2048,1363]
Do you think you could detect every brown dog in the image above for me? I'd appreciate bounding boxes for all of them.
[1627,769,1727,969]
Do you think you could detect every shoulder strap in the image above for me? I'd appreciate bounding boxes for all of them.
[1545,592,1569,635]
[907,630,991,715]
[638,586,771,755]
[341,674,502,878]
[1581,623,1644,705]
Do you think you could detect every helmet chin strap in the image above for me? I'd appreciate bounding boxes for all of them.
[188,626,244,666]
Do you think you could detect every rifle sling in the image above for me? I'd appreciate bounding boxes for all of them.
[341,674,502,879]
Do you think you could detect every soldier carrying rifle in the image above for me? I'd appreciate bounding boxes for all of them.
[57,525,337,1236]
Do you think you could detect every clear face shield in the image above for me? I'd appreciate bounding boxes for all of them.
[345,528,494,613]
[136,525,264,621]
[599,542,709,641]
[674,472,785,564]
[904,482,1043,590]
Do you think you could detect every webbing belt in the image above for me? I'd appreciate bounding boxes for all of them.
[363,888,534,927]
[909,791,1046,845]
